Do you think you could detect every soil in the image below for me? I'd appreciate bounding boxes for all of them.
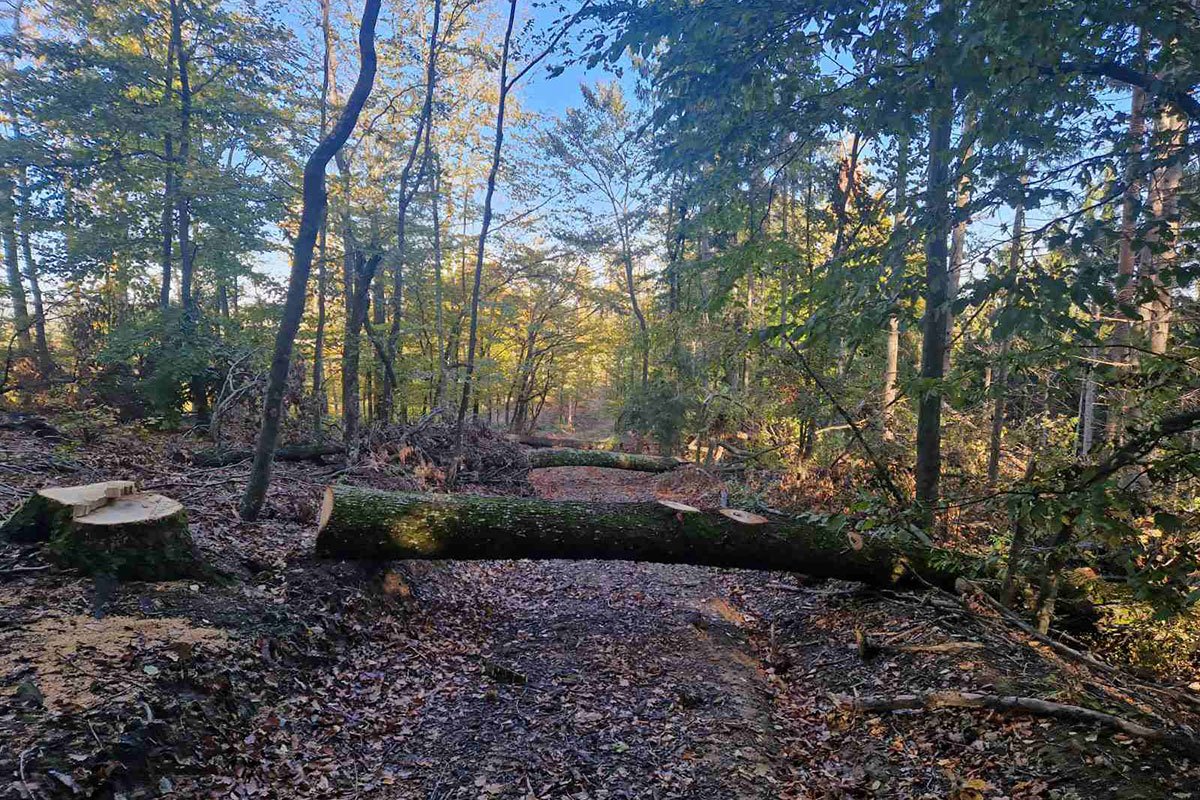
[3,425,1199,798]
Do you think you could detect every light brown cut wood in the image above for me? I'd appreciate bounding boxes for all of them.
[40,480,137,518]
[719,508,769,525]
[658,500,701,513]
[318,486,336,531]
[76,494,183,526]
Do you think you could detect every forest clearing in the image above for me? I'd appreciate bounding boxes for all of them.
[2,0,1200,796]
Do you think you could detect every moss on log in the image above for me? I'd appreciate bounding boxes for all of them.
[1,481,201,580]
[315,486,980,589]
[527,448,682,472]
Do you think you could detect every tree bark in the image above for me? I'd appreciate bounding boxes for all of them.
[382,0,440,424]
[169,0,208,421]
[987,189,1023,486]
[881,130,909,441]
[1141,102,1185,355]
[0,176,32,355]
[239,0,382,521]
[311,0,334,438]
[914,11,956,519]
[941,107,975,376]
[448,0,518,485]
[1104,86,1146,444]
[3,0,52,377]
[528,448,681,472]
[159,23,177,311]
[315,486,977,589]
[431,154,448,409]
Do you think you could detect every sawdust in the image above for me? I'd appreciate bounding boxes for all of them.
[2,613,227,711]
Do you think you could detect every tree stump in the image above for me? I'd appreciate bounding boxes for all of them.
[1,481,201,580]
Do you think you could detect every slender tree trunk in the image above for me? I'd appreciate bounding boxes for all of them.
[1142,103,1185,355]
[613,212,648,389]
[1105,87,1146,444]
[941,108,975,376]
[3,4,51,376]
[382,0,440,423]
[987,190,1023,486]
[432,155,447,409]
[0,177,32,355]
[881,131,909,440]
[337,154,366,453]
[448,0,518,485]
[159,30,177,311]
[914,7,956,520]
[239,0,382,521]
[170,0,207,421]
[311,0,333,438]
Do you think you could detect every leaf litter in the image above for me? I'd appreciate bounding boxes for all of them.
[2,426,1200,798]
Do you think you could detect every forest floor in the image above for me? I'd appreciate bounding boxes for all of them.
[3,423,1200,798]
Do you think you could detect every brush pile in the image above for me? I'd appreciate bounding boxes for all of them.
[363,415,530,488]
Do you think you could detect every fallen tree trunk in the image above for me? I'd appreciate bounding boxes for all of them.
[527,448,682,472]
[0,411,64,440]
[191,443,345,467]
[314,486,979,589]
[514,434,599,450]
[1,481,200,580]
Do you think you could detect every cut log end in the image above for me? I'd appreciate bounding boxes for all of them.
[1,481,202,581]
[719,508,770,525]
[318,486,336,532]
[658,500,701,513]
[76,494,183,526]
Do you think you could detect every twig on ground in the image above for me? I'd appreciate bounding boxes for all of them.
[834,690,1191,751]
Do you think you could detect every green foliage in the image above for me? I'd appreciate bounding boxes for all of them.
[616,377,691,452]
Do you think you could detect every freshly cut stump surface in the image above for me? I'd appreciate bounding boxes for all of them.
[1,480,199,580]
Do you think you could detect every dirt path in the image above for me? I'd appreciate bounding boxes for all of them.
[294,466,796,798]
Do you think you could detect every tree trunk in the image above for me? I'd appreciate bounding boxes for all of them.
[239,0,382,521]
[0,176,32,355]
[987,189,1023,486]
[158,25,177,311]
[1105,87,1146,444]
[170,0,208,421]
[5,125,51,374]
[315,486,977,589]
[382,0,440,424]
[432,154,448,409]
[914,16,956,519]
[1142,102,1185,355]
[881,130,909,441]
[528,448,681,472]
[311,0,334,438]
[941,107,975,377]
[1,481,199,580]
[449,0,518,484]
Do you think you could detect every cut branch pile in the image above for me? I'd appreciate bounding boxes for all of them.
[366,418,530,485]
